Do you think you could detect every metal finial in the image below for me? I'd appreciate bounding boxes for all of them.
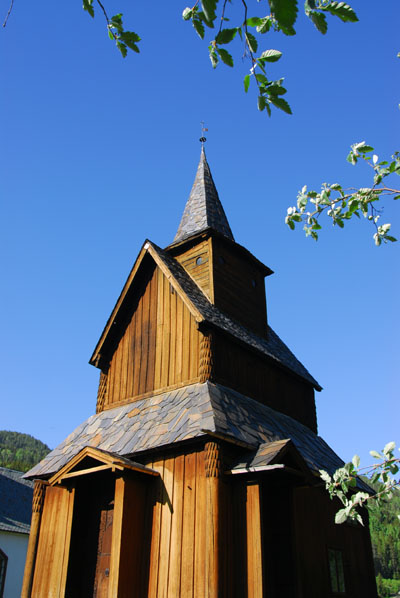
[199,121,208,144]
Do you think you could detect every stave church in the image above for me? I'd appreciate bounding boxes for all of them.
[22,146,377,597]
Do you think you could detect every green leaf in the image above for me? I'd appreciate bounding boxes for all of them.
[307,10,327,34]
[182,7,193,20]
[346,151,357,165]
[217,47,234,67]
[246,17,263,27]
[255,73,269,85]
[244,74,250,93]
[246,32,258,53]
[370,450,382,460]
[83,0,94,18]
[116,42,128,58]
[197,10,214,28]
[335,508,349,524]
[193,18,205,39]
[256,17,272,33]
[267,83,287,95]
[201,0,217,24]
[110,13,123,33]
[356,144,374,153]
[323,1,359,23]
[268,96,292,114]
[383,441,396,455]
[260,49,282,62]
[215,28,238,44]
[209,47,218,68]
[269,0,298,28]
[119,31,141,52]
[258,94,266,112]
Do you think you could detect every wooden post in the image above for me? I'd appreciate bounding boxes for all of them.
[21,480,48,598]
[246,481,264,598]
[205,440,223,598]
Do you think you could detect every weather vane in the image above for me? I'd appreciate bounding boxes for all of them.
[199,121,208,144]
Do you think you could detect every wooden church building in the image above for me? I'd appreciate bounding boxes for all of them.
[23,147,376,597]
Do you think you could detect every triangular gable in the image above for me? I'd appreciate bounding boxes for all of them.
[230,439,312,479]
[48,446,158,486]
[90,240,205,368]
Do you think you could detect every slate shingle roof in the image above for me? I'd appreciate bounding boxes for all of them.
[25,382,341,482]
[150,241,321,390]
[173,147,234,244]
[0,468,33,534]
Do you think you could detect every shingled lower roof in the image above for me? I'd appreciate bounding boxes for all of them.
[0,468,34,534]
[25,382,341,482]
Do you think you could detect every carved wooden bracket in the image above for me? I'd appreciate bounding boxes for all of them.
[96,370,108,413]
[205,441,222,478]
[32,479,48,514]
[199,331,214,383]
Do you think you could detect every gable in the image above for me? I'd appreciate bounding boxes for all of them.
[96,254,202,410]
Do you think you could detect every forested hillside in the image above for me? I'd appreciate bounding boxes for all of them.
[366,479,400,598]
[0,430,50,472]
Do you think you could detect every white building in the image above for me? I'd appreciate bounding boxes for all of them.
[0,468,33,598]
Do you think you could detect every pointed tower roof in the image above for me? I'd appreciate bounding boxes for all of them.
[173,146,234,244]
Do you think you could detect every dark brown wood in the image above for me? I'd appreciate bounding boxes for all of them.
[211,236,268,336]
[293,485,377,598]
[213,330,318,432]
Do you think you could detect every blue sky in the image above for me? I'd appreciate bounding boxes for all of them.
[1,1,398,469]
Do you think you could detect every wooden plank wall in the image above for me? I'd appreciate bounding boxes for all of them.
[293,486,377,598]
[212,237,267,337]
[110,475,153,598]
[174,239,212,300]
[31,485,74,598]
[104,267,201,408]
[144,448,209,598]
[213,332,318,432]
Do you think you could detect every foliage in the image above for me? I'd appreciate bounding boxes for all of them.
[370,485,400,588]
[286,143,400,245]
[81,0,141,57]
[0,430,50,473]
[319,442,400,526]
[376,574,400,598]
[182,0,357,116]
[4,0,359,115]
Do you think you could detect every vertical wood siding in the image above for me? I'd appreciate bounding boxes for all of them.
[211,237,268,336]
[104,267,201,408]
[174,239,212,300]
[213,332,318,432]
[145,448,208,598]
[293,486,377,598]
[31,486,74,598]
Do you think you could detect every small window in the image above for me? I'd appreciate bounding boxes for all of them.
[0,549,8,598]
[196,256,203,266]
[218,256,225,265]
[251,278,257,288]
[328,548,346,594]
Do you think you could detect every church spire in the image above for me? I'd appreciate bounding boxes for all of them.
[173,146,234,244]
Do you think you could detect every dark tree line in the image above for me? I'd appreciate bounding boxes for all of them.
[0,430,50,473]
